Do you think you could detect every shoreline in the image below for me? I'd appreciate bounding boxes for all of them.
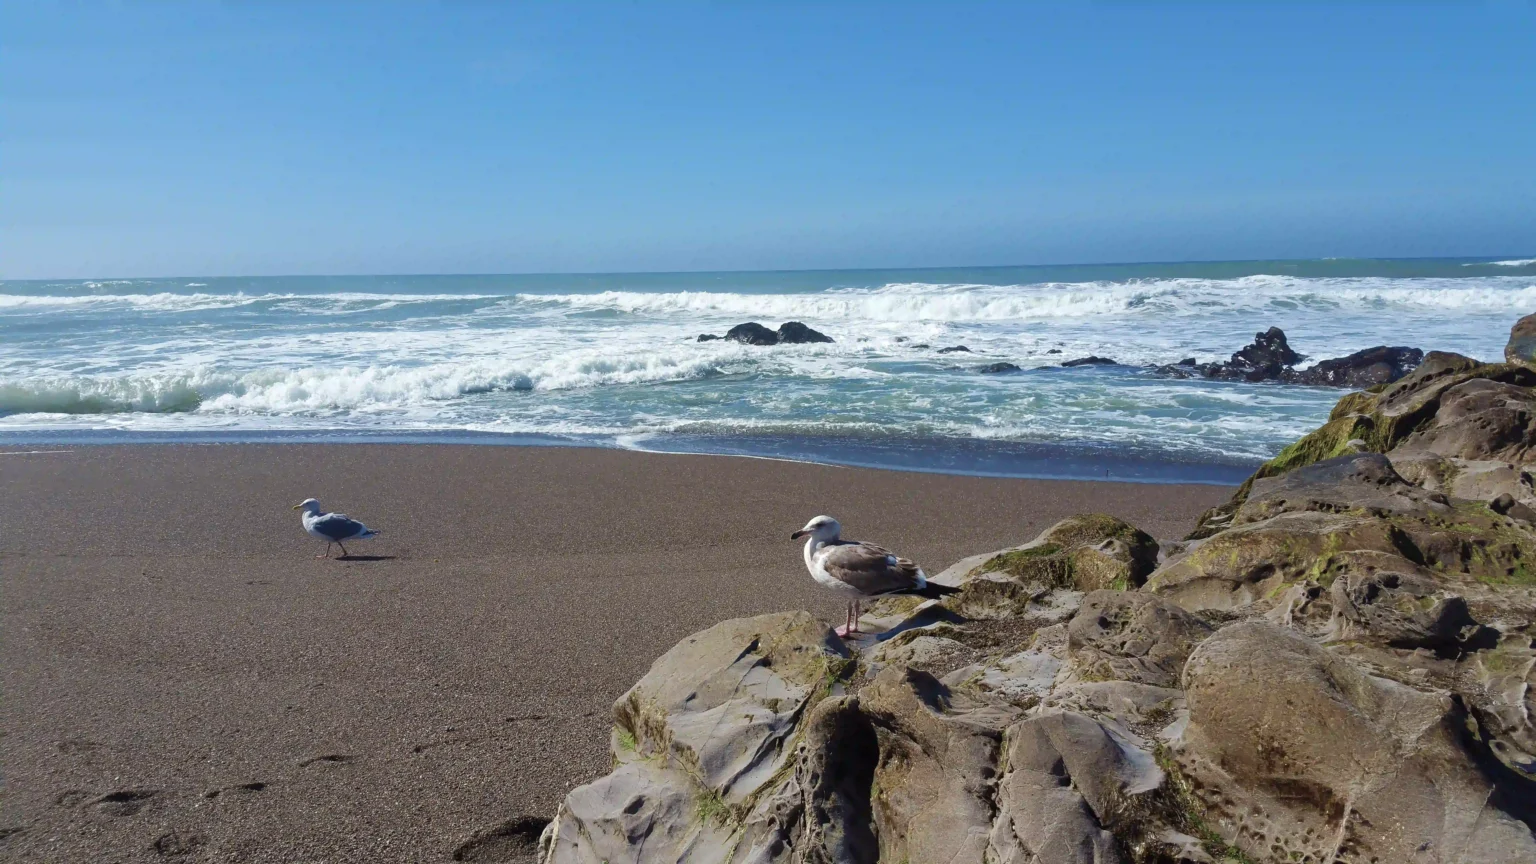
[0,431,1260,486]
[0,444,1231,861]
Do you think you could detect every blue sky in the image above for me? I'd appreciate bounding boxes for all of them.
[3,2,1533,279]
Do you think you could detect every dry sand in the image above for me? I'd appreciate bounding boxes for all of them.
[0,444,1230,861]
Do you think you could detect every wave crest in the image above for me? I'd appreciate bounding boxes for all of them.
[0,347,739,417]
[512,276,1536,322]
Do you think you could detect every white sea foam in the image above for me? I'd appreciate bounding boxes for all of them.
[0,291,505,311]
[513,276,1536,322]
[0,343,751,417]
[1476,259,1536,267]
[2,269,1528,468]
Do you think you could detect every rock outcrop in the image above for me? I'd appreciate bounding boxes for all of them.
[1506,312,1536,367]
[977,362,1021,374]
[1156,327,1424,387]
[539,317,1536,864]
[1283,345,1424,388]
[697,322,836,345]
[1061,356,1118,367]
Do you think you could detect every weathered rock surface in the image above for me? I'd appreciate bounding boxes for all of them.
[541,317,1536,864]
[936,345,971,354]
[951,514,1159,618]
[1061,356,1118,367]
[976,362,1021,374]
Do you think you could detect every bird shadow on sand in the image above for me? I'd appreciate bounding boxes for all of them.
[334,555,397,562]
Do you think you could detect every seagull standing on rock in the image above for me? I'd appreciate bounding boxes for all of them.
[791,515,958,637]
[293,498,380,558]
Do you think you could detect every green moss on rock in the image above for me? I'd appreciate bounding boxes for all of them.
[1190,359,1536,539]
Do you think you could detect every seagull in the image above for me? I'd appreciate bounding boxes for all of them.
[293,498,380,558]
[791,515,958,637]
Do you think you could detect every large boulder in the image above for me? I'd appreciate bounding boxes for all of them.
[976,362,1020,374]
[711,322,835,346]
[775,321,834,344]
[1506,312,1536,367]
[1284,345,1424,388]
[1154,327,1423,389]
[1232,325,1304,370]
[723,322,781,346]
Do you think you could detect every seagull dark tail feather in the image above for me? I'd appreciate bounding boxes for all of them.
[914,581,960,599]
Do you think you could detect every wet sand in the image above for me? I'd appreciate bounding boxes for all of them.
[0,444,1231,861]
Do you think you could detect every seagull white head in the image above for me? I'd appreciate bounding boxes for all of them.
[293,498,321,514]
[791,515,841,542]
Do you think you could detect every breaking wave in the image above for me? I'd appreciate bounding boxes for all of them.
[514,276,1536,322]
[0,347,742,417]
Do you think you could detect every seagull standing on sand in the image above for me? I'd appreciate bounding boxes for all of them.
[791,515,958,637]
[293,498,380,558]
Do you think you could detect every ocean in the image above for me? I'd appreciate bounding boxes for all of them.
[3,257,1532,483]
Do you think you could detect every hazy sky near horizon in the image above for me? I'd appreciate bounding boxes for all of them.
[4,2,1534,280]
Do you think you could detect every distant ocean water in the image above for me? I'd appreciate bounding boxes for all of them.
[3,257,1532,483]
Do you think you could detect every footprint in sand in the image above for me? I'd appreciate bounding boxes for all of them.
[93,789,160,817]
[203,781,267,799]
[53,789,92,807]
[297,753,355,767]
[55,739,103,755]
[153,830,204,857]
[452,816,550,863]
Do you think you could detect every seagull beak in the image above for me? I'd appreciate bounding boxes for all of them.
[790,530,807,539]
[292,503,303,509]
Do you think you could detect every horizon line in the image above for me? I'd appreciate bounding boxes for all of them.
[4,253,1534,284]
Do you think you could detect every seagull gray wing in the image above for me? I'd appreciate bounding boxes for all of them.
[817,541,925,596]
[311,512,366,541]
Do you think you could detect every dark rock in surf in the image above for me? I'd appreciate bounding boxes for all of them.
[716,321,835,346]
[697,334,720,342]
[725,322,782,346]
[1235,326,1304,370]
[1283,346,1424,388]
[1046,349,1062,355]
[1061,356,1117,367]
[776,321,834,344]
[1155,328,1422,388]
[937,346,971,354]
[978,362,1021,374]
